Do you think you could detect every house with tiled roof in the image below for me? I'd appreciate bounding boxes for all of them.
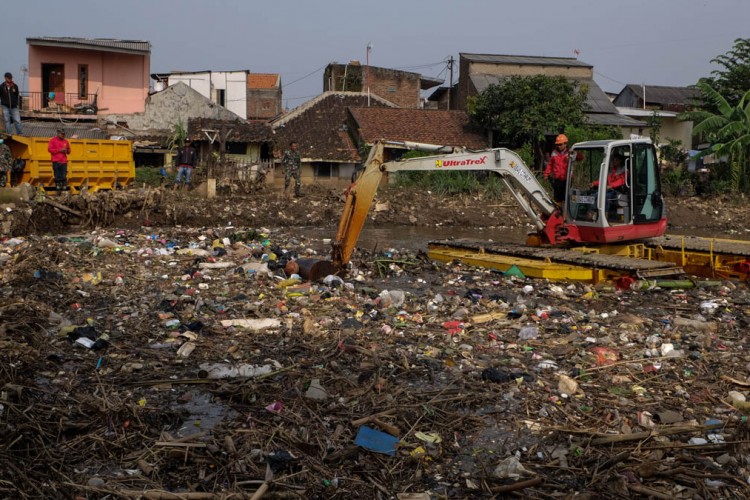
[347,108,488,152]
[613,84,702,148]
[247,73,282,120]
[271,92,397,186]
[25,36,151,117]
[187,117,274,183]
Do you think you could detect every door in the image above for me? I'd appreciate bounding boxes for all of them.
[42,64,65,107]
[631,143,663,223]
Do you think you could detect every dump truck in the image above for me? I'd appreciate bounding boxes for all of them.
[2,134,135,194]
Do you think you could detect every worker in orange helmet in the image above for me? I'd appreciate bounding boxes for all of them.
[544,134,571,203]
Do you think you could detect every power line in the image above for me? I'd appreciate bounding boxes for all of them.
[283,65,327,88]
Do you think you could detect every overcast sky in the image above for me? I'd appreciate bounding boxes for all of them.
[2,0,747,109]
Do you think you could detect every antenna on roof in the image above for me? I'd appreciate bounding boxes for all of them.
[573,49,580,59]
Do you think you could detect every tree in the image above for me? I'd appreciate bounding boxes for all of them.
[468,75,588,167]
[683,81,750,191]
[700,38,750,109]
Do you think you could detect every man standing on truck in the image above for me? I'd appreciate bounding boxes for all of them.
[1,73,23,136]
[48,129,71,194]
[172,140,198,191]
[544,134,571,204]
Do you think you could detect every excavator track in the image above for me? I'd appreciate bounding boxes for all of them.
[643,235,750,280]
[645,235,750,256]
[428,240,683,282]
[429,234,750,282]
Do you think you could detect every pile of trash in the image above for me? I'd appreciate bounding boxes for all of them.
[2,226,750,498]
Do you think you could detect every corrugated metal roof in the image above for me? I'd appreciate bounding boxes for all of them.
[17,122,109,139]
[248,73,280,89]
[27,37,151,54]
[461,53,592,68]
[586,113,646,127]
[469,74,618,114]
[622,84,701,106]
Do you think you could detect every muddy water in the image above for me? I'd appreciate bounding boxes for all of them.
[299,224,749,254]
[300,225,532,252]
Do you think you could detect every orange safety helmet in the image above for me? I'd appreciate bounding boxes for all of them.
[555,134,568,145]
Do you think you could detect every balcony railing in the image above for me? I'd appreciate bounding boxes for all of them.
[20,92,98,115]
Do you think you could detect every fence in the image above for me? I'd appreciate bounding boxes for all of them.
[20,92,98,114]
[211,155,276,189]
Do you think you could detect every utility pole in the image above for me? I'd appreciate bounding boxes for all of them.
[447,56,454,110]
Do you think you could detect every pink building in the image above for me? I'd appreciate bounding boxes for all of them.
[26,37,151,116]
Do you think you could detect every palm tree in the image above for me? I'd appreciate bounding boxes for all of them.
[684,81,750,191]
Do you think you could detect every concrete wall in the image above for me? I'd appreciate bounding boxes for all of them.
[27,45,149,113]
[106,82,241,131]
[168,71,248,119]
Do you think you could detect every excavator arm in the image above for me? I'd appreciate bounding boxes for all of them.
[332,140,561,271]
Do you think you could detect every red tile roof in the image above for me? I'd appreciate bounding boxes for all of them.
[349,108,488,150]
[271,92,396,162]
[248,73,280,89]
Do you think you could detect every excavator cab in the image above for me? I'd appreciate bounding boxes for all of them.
[565,139,665,243]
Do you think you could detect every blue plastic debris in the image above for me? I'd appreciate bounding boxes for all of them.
[354,425,399,456]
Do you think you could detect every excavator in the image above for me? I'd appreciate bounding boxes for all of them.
[311,139,750,283]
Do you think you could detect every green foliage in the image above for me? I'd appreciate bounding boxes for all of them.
[515,143,534,168]
[136,166,170,187]
[659,139,688,166]
[682,80,750,191]
[646,111,662,145]
[660,167,694,196]
[700,38,750,108]
[468,75,588,148]
[562,124,622,143]
[167,117,187,150]
[392,170,505,199]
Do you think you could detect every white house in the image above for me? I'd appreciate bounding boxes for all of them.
[152,70,249,119]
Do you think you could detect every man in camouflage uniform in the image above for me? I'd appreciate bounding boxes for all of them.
[0,139,12,187]
[281,141,303,197]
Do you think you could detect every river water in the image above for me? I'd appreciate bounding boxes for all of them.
[297,223,750,255]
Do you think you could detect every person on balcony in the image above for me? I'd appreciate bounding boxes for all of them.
[1,73,23,135]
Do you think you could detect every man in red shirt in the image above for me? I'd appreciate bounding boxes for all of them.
[48,129,71,194]
[544,134,570,203]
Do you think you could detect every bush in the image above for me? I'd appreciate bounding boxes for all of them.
[660,167,694,196]
[392,170,505,199]
[136,166,171,187]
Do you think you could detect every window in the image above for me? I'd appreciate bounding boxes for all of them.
[216,89,226,107]
[78,65,88,98]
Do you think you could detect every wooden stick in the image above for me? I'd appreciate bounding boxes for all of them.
[627,483,672,499]
[372,417,400,437]
[722,375,750,386]
[351,408,397,426]
[490,477,543,493]
[154,441,207,448]
[44,198,84,217]
[118,491,222,499]
[249,483,269,500]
